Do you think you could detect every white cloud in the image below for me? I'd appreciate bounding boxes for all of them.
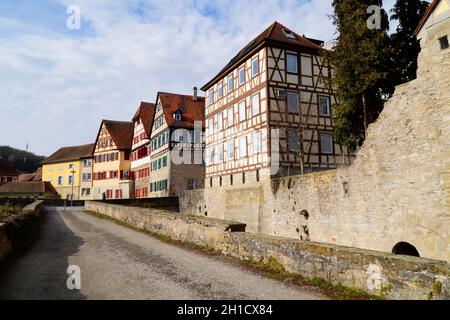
[0,0,395,155]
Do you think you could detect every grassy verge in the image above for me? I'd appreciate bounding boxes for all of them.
[83,209,382,300]
[0,203,23,222]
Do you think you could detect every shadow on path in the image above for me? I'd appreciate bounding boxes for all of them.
[0,209,86,299]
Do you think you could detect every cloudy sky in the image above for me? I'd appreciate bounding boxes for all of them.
[0,0,397,156]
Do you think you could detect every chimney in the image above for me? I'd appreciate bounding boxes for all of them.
[193,87,198,101]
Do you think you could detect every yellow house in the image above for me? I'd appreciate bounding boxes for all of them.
[41,143,95,200]
[92,120,134,200]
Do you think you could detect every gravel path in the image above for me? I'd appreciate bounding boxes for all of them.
[0,208,325,300]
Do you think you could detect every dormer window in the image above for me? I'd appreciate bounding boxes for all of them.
[282,29,296,40]
[174,111,182,121]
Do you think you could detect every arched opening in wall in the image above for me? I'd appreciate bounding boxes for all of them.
[392,242,420,257]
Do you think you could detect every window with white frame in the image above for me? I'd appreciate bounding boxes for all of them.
[287,91,299,113]
[288,130,300,152]
[227,75,233,92]
[239,136,247,158]
[208,89,214,105]
[319,95,331,116]
[287,53,298,73]
[253,131,261,154]
[208,118,214,135]
[228,140,234,160]
[227,107,234,127]
[209,147,214,164]
[68,175,74,185]
[320,133,333,154]
[58,176,63,185]
[239,66,245,85]
[218,83,223,97]
[239,100,246,121]
[251,93,260,116]
[217,112,223,131]
[251,57,259,77]
[218,144,223,162]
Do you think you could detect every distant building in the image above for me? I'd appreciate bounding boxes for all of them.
[201,22,351,189]
[92,120,134,200]
[0,159,19,182]
[18,167,42,182]
[130,102,156,199]
[0,181,57,199]
[148,90,205,197]
[41,143,94,200]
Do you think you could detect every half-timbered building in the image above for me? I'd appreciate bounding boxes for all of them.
[201,21,351,188]
[92,120,134,200]
[130,102,155,199]
[148,90,205,197]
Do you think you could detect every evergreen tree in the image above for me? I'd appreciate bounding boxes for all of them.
[330,0,391,150]
[389,0,429,86]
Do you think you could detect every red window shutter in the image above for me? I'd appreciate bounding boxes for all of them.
[120,170,123,179]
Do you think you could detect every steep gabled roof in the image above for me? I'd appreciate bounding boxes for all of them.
[41,143,95,165]
[0,159,18,176]
[156,92,205,129]
[95,120,134,151]
[414,0,438,36]
[132,101,156,136]
[201,21,324,91]
[0,181,56,194]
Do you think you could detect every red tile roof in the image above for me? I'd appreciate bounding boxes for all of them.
[132,101,156,135]
[0,159,19,176]
[101,120,134,150]
[157,92,205,129]
[202,21,324,90]
[18,167,42,182]
[41,143,95,165]
[0,181,56,194]
[414,0,437,36]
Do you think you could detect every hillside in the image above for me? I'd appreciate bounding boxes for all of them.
[0,146,45,173]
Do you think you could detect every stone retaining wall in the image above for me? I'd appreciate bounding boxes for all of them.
[86,201,449,300]
[0,200,43,261]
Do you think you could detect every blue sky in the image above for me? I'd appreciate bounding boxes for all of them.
[0,0,397,156]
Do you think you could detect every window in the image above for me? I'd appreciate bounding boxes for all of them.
[320,133,333,154]
[218,83,223,98]
[227,74,233,92]
[282,29,296,40]
[83,159,92,167]
[174,112,182,121]
[251,93,260,116]
[439,35,449,50]
[319,95,331,116]
[256,169,260,182]
[228,140,235,160]
[208,118,214,135]
[187,179,196,190]
[209,148,214,165]
[287,53,298,73]
[217,112,223,131]
[239,100,246,121]
[208,89,214,105]
[218,144,223,162]
[242,172,245,184]
[239,66,245,85]
[68,175,73,185]
[58,176,63,185]
[227,107,234,127]
[251,57,259,77]
[287,91,299,113]
[239,136,247,158]
[253,131,261,153]
[288,130,300,152]
[162,156,167,167]
[230,174,233,185]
